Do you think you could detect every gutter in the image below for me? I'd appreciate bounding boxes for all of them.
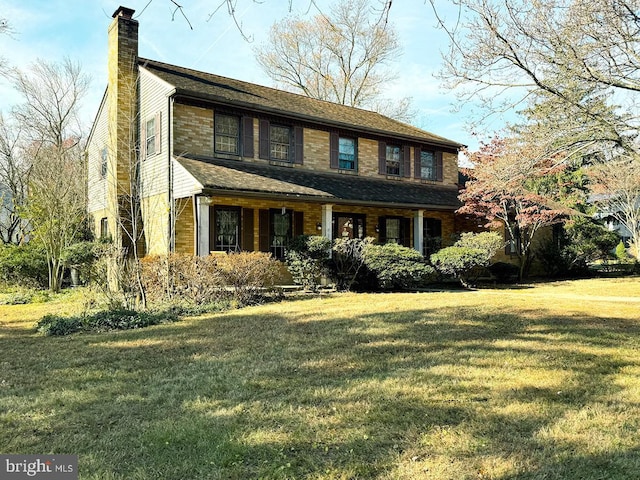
[199,187,460,211]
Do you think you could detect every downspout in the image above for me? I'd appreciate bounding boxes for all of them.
[168,94,174,253]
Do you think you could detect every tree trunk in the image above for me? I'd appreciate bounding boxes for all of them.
[48,259,63,293]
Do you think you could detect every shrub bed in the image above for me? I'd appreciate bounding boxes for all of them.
[36,309,179,336]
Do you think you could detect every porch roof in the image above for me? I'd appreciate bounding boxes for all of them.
[177,156,461,210]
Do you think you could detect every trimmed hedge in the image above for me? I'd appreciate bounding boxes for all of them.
[36,309,179,336]
[363,242,436,290]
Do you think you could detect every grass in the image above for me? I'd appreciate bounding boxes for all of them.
[1,278,640,479]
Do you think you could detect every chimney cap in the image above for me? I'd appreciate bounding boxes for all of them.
[112,6,135,19]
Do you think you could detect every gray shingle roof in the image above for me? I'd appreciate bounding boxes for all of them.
[139,58,462,149]
[178,156,461,210]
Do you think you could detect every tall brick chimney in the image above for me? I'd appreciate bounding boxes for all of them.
[106,6,139,250]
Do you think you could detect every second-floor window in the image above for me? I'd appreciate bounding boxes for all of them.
[100,147,107,178]
[415,147,443,182]
[215,114,240,155]
[420,150,436,180]
[339,137,356,170]
[386,145,401,176]
[146,117,156,156]
[270,125,291,161]
[144,112,161,158]
[259,120,303,164]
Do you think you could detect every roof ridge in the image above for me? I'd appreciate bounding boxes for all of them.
[139,57,396,115]
[138,57,462,148]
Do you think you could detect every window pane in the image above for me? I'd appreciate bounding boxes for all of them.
[338,137,356,170]
[101,147,108,177]
[386,145,401,175]
[270,126,290,161]
[423,218,442,256]
[386,218,401,244]
[421,150,435,180]
[215,115,240,154]
[215,209,240,252]
[337,216,354,239]
[216,115,239,136]
[100,218,108,238]
[271,211,291,259]
[146,118,156,156]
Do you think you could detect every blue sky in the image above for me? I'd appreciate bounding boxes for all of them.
[0,0,504,150]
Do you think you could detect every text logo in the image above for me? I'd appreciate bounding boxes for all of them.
[0,455,77,479]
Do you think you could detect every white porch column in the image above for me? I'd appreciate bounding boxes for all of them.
[321,204,333,242]
[197,196,210,257]
[414,209,424,255]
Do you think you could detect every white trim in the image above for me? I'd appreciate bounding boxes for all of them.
[414,209,424,254]
[197,196,210,257]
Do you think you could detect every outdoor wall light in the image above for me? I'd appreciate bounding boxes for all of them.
[375,224,380,233]
[316,222,322,231]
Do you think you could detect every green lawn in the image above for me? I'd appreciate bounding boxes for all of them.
[2,279,640,479]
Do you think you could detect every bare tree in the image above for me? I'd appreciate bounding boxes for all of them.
[3,58,90,292]
[0,18,10,71]
[589,154,640,258]
[24,141,87,292]
[142,1,393,39]
[0,115,30,244]
[429,0,640,153]
[254,0,412,120]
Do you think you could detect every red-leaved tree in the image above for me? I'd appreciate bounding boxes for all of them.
[459,137,572,279]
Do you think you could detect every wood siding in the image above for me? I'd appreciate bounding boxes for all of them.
[87,94,109,215]
[139,67,172,198]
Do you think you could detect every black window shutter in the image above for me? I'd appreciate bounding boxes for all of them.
[209,206,216,252]
[402,218,412,247]
[435,151,444,181]
[242,208,254,251]
[330,131,339,169]
[259,209,270,252]
[378,216,386,244]
[414,146,421,179]
[293,126,304,164]
[403,145,411,177]
[293,211,304,237]
[378,141,386,174]
[242,117,254,158]
[259,120,270,160]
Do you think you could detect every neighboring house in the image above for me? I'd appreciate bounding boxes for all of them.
[87,7,464,264]
[590,194,633,246]
[600,215,632,245]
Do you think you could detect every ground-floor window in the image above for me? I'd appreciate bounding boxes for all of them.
[378,216,410,246]
[333,213,366,240]
[270,209,292,259]
[214,206,241,252]
[100,217,108,239]
[423,217,442,257]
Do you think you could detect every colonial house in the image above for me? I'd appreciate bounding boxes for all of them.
[87,6,464,264]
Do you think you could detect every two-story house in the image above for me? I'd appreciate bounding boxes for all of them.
[87,6,463,264]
